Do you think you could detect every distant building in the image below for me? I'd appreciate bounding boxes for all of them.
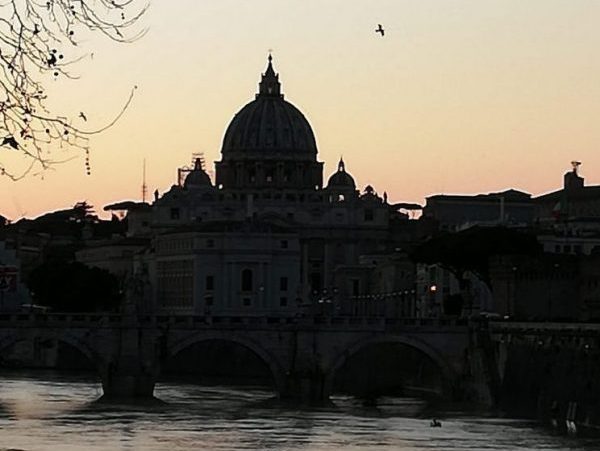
[579,253,600,320]
[422,189,534,232]
[416,264,492,318]
[489,254,582,320]
[153,221,300,315]
[0,240,30,310]
[332,251,417,317]
[533,164,600,256]
[537,222,600,255]
[75,236,150,282]
[534,163,600,223]
[116,56,417,315]
[2,203,127,293]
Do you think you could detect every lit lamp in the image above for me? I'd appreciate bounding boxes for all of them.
[428,285,437,317]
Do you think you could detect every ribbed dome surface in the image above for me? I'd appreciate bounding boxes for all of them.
[221,96,317,158]
[184,169,211,188]
[184,158,212,189]
[327,159,355,190]
[220,55,317,160]
[328,170,355,189]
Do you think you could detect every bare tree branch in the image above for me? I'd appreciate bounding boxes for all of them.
[0,0,147,180]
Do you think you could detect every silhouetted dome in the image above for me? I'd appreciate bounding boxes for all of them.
[184,158,212,189]
[221,55,317,161]
[327,158,355,190]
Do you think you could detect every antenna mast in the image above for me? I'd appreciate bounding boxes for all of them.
[142,158,148,203]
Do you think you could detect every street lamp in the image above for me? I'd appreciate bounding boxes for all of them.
[429,285,437,317]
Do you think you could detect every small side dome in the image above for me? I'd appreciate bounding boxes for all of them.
[184,158,212,189]
[327,158,355,190]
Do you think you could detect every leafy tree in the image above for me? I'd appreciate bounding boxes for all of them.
[28,260,122,312]
[412,226,541,286]
[0,0,147,179]
[412,227,541,314]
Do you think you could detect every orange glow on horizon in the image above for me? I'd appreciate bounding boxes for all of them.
[1,0,599,221]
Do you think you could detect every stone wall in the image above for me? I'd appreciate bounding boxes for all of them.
[492,324,600,433]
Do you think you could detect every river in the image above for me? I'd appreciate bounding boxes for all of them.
[0,371,596,451]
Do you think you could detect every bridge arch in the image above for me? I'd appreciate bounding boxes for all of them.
[166,330,288,397]
[324,334,460,400]
[0,329,107,374]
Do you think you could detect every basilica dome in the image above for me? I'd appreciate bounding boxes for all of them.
[327,158,356,190]
[184,158,212,189]
[220,55,317,160]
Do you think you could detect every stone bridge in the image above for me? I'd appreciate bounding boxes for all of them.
[0,313,475,402]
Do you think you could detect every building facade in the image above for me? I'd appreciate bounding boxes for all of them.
[422,189,534,232]
[123,56,413,315]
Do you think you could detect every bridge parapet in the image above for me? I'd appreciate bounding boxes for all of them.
[490,321,600,337]
[0,313,470,332]
[0,313,124,327]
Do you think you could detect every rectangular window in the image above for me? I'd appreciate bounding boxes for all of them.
[205,296,214,306]
[206,239,215,248]
[241,269,253,291]
[364,209,374,221]
[206,275,214,291]
[310,273,322,292]
[280,297,288,307]
[280,240,289,249]
[280,277,288,291]
[170,208,180,220]
[352,279,360,297]
[243,297,252,306]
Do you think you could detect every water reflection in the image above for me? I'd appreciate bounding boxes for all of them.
[0,371,598,451]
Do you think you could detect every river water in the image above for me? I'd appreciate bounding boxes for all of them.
[0,372,596,451]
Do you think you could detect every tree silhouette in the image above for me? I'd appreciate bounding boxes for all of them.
[0,0,147,180]
[412,226,541,315]
[28,260,122,312]
[412,226,541,286]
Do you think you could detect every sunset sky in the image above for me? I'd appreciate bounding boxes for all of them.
[1,0,599,220]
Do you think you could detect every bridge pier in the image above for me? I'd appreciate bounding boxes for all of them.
[101,361,157,400]
[281,370,329,404]
[100,318,159,401]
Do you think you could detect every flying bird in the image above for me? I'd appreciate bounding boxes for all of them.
[375,24,385,36]
[79,111,87,121]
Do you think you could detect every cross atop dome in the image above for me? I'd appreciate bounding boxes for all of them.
[258,53,282,98]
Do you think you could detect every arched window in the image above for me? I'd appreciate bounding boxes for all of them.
[241,269,253,292]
